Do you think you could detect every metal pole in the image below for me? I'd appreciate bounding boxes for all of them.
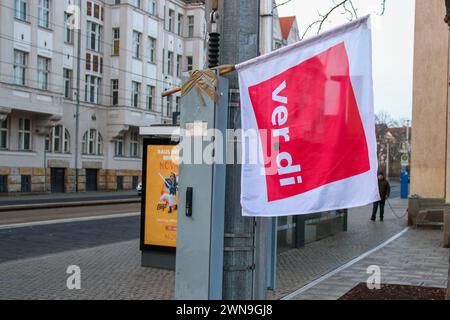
[219,0,267,300]
[74,0,82,192]
[386,142,390,179]
[260,0,276,292]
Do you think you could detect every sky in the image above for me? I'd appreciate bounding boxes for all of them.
[276,0,416,122]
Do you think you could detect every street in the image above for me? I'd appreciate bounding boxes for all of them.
[5,183,444,301]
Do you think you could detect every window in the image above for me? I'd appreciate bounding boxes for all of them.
[176,55,182,77]
[64,12,74,44]
[132,176,139,190]
[188,15,194,38]
[0,118,8,150]
[167,51,173,75]
[148,0,156,15]
[14,0,27,20]
[0,175,7,193]
[18,118,31,151]
[132,31,141,59]
[147,37,156,63]
[82,129,103,155]
[130,132,139,157]
[176,96,181,113]
[47,125,70,153]
[146,85,155,110]
[37,56,50,90]
[21,175,31,193]
[168,9,175,32]
[13,50,27,86]
[117,176,124,190]
[111,79,119,105]
[164,96,173,117]
[131,81,140,108]
[86,53,91,70]
[114,136,124,156]
[87,21,102,52]
[177,14,183,36]
[112,28,120,55]
[85,75,101,104]
[63,69,72,99]
[187,56,193,71]
[132,0,141,9]
[38,0,50,28]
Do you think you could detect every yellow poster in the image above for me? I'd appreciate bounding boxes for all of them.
[144,145,179,247]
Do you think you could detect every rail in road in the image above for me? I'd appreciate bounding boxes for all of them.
[0,192,141,212]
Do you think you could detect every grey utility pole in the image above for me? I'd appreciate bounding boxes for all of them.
[213,0,269,300]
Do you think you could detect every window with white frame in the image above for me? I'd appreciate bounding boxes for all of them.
[82,129,103,155]
[176,54,182,77]
[85,75,101,104]
[130,132,139,158]
[164,96,173,117]
[38,0,50,28]
[186,56,193,71]
[188,15,194,38]
[0,118,8,150]
[87,21,102,52]
[14,0,27,20]
[114,136,124,156]
[13,50,27,86]
[167,51,173,75]
[64,12,74,44]
[37,56,50,90]
[18,118,31,151]
[148,0,156,15]
[111,79,119,105]
[132,31,141,59]
[146,85,155,110]
[175,96,181,113]
[168,9,175,32]
[47,125,70,153]
[147,37,156,63]
[177,14,183,36]
[63,68,72,99]
[112,28,120,55]
[132,0,141,9]
[131,81,140,108]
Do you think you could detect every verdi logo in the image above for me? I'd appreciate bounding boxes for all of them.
[248,43,370,202]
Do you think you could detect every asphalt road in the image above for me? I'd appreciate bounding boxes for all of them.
[0,215,140,264]
[0,184,401,265]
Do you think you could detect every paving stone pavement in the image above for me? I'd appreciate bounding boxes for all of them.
[291,228,449,300]
[0,240,174,300]
[268,197,411,299]
[1,197,446,300]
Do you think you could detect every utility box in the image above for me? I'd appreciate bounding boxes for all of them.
[175,75,229,300]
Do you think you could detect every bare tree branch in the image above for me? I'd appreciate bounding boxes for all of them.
[299,0,387,40]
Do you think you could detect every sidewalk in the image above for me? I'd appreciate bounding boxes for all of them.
[290,228,449,300]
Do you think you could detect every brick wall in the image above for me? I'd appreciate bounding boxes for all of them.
[0,167,142,194]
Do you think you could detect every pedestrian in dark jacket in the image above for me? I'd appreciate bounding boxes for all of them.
[371,172,391,221]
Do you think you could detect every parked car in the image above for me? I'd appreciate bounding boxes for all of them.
[136,182,142,196]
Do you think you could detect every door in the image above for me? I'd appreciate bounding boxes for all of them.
[85,169,98,192]
[51,168,65,193]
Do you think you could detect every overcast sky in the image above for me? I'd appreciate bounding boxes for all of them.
[276,0,416,122]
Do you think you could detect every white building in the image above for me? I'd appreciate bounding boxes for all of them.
[0,0,206,193]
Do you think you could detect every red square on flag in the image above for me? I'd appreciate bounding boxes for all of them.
[248,42,370,202]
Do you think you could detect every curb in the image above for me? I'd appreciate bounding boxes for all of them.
[0,198,141,212]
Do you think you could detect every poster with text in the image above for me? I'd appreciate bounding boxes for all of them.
[144,145,179,247]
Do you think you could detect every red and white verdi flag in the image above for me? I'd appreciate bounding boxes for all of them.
[236,16,379,217]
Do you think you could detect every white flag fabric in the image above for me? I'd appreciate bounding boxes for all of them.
[236,16,379,217]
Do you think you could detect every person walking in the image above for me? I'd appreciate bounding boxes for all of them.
[371,172,391,222]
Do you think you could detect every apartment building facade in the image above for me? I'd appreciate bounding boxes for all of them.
[0,0,205,193]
